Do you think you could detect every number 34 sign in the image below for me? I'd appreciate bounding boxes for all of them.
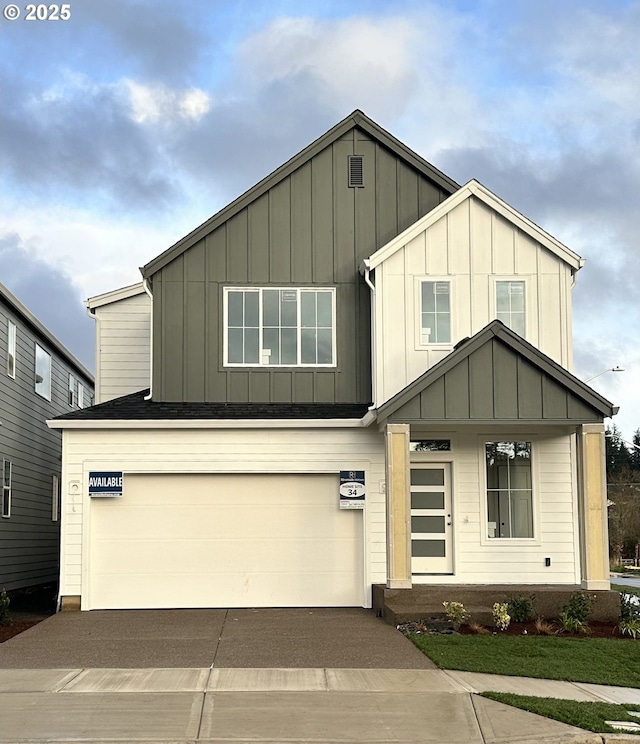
[339,471,365,509]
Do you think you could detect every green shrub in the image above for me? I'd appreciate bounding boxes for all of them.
[508,595,535,623]
[442,601,469,625]
[493,602,511,631]
[560,592,593,624]
[619,593,640,638]
[558,611,590,634]
[0,588,9,626]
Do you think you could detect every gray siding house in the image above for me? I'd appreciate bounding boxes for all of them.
[0,282,93,592]
[51,111,618,617]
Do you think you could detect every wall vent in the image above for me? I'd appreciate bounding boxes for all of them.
[348,155,364,188]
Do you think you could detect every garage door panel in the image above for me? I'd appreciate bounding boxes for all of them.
[89,474,363,609]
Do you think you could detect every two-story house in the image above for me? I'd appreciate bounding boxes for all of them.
[0,281,94,593]
[49,111,617,617]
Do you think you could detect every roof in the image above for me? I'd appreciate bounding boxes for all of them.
[49,388,371,424]
[85,282,146,312]
[141,110,461,278]
[363,179,584,272]
[0,281,94,383]
[376,320,617,425]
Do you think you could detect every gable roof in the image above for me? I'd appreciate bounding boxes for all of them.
[363,179,584,272]
[0,281,94,383]
[376,320,616,425]
[141,110,461,278]
[85,282,146,312]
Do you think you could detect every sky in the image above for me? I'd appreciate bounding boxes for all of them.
[0,0,638,439]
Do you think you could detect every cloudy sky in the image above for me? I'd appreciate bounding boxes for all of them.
[0,0,638,438]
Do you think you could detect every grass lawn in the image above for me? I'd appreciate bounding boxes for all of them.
[482,692,640,735]
[409,633,640,688]
[614,584,640,596]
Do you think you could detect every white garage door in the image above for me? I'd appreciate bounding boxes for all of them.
[88,473,363,609]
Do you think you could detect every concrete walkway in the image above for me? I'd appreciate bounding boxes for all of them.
[0,610,638,742]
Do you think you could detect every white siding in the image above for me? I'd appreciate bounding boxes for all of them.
[93,293,151,403]
[411,428,579,585]
[59,427,387,608]
[375,197,574,405]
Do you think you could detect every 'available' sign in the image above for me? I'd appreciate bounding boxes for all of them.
[88,472,123,498]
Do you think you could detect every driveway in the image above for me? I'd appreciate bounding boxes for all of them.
[0,608,436,669]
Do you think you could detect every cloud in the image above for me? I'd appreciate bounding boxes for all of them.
[125,80,212,124]
[0,232,95,371]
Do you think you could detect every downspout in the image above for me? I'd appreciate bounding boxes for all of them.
[362,260,377,412]
[142,277,153,400]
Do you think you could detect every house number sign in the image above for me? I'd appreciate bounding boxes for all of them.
[88,471,123,498]
[339,470,365,509]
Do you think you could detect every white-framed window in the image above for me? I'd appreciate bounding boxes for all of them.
[35,344,51,399]
[7,320,16,378]
[419,280,451,345]
[78,382,85,408]
[496,281,526,336]
[224,287,336,367]
[52,474,60,522]
[2,459,11,518]
[68,373,76,406]
[485,441,534,539]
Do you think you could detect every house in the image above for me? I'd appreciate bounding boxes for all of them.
[0,281,94,593]
[49,111,618,618]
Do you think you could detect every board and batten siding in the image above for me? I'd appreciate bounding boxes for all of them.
[59,427,387,607]
[151,128,450,403]
[0,298,93,590]
[93,292,151,403]
[411,427,579,585]
[376,197,574,405]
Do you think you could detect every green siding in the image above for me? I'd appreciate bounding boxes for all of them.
[152,127,449,403]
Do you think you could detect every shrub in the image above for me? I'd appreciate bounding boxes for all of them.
[560,592,593,624]
[508,595,535,623]
[619,619,640,639]
[0,588,9,626]
[493,602,511,631]
[558,611,591,634]
[442,601,469,625]
[619,593,640,638]
[534,618,556,635]
[468,622,491,635]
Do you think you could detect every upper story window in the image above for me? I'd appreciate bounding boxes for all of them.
[35,344,52,400]
[68,373,76,406]
[420,281,451,344]
[224,288,336,367]
[7,320,16,378]
[496,281,525,336]
[486,441,533,539]
[2,459,11,519]
[78,382,85,408]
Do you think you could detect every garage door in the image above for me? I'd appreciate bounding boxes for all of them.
[88,473,363,609]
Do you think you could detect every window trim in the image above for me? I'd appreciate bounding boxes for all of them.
[2,459,11,519]
[34,343,52,400]
[7,320,16,378]
[491,277,530,338]
[479,436,540,546]
[415,277,454,349]
[78,382,85,409]
[68,373,76,407]
[223,287,337,368]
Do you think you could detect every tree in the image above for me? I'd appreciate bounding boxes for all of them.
[631,429,640,471]
[605,424,632,475]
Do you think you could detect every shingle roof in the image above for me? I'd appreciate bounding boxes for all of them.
[52,389,371,421]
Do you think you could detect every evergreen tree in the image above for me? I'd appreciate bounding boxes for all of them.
[605,424,632,475]
[631,429,640,471]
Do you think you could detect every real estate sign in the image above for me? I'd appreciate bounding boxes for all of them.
[88,471,123,497]
[339,470,365,509]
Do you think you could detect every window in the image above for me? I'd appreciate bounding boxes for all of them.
[420,281,450,344]
[52,474,60,522]
[78,383,85,408]
[7,320,16,378]
[2,460,11,518]
[68,374,76,406]
[410,440,451,452]
[225,288,335,366]
[486,441,533,539]
[35,344,51,399]
[496,281,525,336]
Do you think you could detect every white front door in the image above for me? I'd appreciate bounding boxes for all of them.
[410,464,453,575]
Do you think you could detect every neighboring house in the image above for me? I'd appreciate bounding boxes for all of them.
[0,282,94,592]
[49,110,617,614]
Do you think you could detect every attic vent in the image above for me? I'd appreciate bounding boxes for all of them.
[348,155,364,188]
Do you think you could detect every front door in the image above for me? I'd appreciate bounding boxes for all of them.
[410,464,453,575]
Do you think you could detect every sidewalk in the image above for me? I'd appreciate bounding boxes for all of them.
[1,666,638,743]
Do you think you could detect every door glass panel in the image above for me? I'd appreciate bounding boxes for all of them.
[410,469,444,486]
[411,516,445,533]
[411,492,445,510]
[412,540,446,557]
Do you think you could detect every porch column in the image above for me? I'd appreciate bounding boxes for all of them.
[577,423,610,590]
[385,423,412,589]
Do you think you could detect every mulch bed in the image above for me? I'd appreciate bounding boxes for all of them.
[0,620,43,643]
[398,619,627,639]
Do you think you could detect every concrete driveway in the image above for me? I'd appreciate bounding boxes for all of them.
[0,607,436,669]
